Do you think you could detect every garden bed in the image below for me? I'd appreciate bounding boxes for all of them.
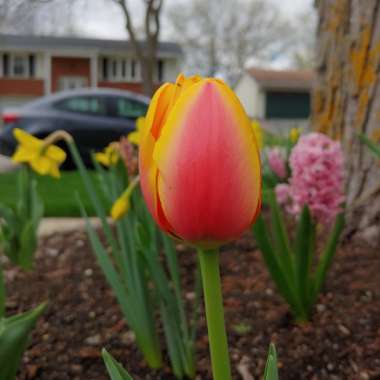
[5,230,380,379]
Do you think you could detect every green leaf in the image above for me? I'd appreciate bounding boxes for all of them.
[102,349,134,380]
[267,190,295,285]
[358,133,380,157]
[311,212,345,305]
[264,343,279,380]
[252,214,299,315]
[0,303,46,380]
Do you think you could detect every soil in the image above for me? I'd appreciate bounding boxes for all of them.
[4,228,380,380]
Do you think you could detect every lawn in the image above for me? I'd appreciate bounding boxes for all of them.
[0,169,102,217]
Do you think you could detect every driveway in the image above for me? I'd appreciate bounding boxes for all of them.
[0,155,17,173]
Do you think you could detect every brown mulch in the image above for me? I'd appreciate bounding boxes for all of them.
[4,229,380,380]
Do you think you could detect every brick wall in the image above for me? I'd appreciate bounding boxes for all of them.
[0,78,44,96]
[98,81,145,94]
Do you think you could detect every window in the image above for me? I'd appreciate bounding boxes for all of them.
[115,97,147,118]
[102,58,108,80]
[0,54,36,78]
[157,59,164,82]
[2,54,9,77]
[112,60,118,78]
[56,96,107,115]
[122,60,127,78]
[13,55,27,77]
[265,91,310,119]
[131,60,136,79]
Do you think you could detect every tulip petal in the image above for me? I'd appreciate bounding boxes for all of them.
[153,79,261,244]
[139,82,177,228]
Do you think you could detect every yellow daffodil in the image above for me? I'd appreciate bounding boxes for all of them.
[95,142,120,167]
[128,117,145,146]
[110,176,140,220]
[289,127,301,144]
[11,128,66,178]
[251,120,263,150]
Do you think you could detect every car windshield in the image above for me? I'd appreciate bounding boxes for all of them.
[115,97,148,119]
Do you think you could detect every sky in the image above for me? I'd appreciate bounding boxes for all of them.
[77,0,315,41]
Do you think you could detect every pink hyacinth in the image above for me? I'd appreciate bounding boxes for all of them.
[275,132,345,225]
[267,148,287,178]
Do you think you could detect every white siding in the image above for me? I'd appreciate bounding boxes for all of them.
[163,58,181,82]
[234,74,265,118]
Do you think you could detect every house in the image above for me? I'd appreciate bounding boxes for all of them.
[235,67,315,131]
[0,34,182,112]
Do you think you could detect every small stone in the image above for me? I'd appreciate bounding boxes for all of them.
[88,311,96,319]
[316,303,326,312]
[185,292,196,300]
[84,268,93,277]
[327,363,334,371]
[360,372,369,380]
[46,248,59,257]
[70,364,83,373]
[121,331,136,345]
[338,324,350,336]
[84,334,101,345]
[76,239,85,248]
[265,288,273,296]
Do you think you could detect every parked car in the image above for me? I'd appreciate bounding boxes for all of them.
[0,88,150,166]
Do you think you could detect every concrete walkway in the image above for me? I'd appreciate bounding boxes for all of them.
[39,217,105,237]
[0,155,17,173]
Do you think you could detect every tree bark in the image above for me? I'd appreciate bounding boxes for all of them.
[114,0,162,97]
[313,0,380,244]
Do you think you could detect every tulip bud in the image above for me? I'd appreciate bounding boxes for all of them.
[139,74,261,248]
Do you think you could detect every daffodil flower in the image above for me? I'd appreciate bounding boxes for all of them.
[290,127,301,144]
[128,117,145,146]
[110,176,140,220]
[11,128,66,178]
[95,142,120,167]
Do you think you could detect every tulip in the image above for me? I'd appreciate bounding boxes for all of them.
[139,74,261,380]
[139,74,261,248]
[12,128,66,178]
[251,119,263,150]
[95,142,120,167]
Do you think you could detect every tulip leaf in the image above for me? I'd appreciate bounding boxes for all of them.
[358,133,380,157]
[264,343,279,380]
[311,212,345,305]
[294,205,315,317]
[252,215,299,316]
[0,303,46,380]
[267,189,296,286]
[102,349,134,380]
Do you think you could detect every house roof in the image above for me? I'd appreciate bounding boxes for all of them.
[0,33,182,57]
[247,67,315,91]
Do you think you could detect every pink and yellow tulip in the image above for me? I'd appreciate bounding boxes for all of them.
[139,74,261,248]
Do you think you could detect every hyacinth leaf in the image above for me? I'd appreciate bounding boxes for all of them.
[0,303,46,380]
[311,212,345,305]
[102,349,134,380]
[0,261,5,318]
[267,190,295,287]
[264,344,279,380]
[358,133,380,158]
[294,205,315,318]
[252,215,299,316]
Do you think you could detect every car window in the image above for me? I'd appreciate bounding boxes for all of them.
[115,97,148,119]
[55,96,107,115]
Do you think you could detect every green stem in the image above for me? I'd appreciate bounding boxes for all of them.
[198,248,231,380]
[0,259,5,318]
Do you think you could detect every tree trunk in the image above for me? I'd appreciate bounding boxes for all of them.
[313,0,380,244]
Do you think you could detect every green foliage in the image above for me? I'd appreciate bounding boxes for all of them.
[358,132,380,158]
[264,344,279,380]
[69,142,200,378]
[0,303,46,380]
[0,167,43,270]
[252,189,344,321]
[102,349,133,380]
